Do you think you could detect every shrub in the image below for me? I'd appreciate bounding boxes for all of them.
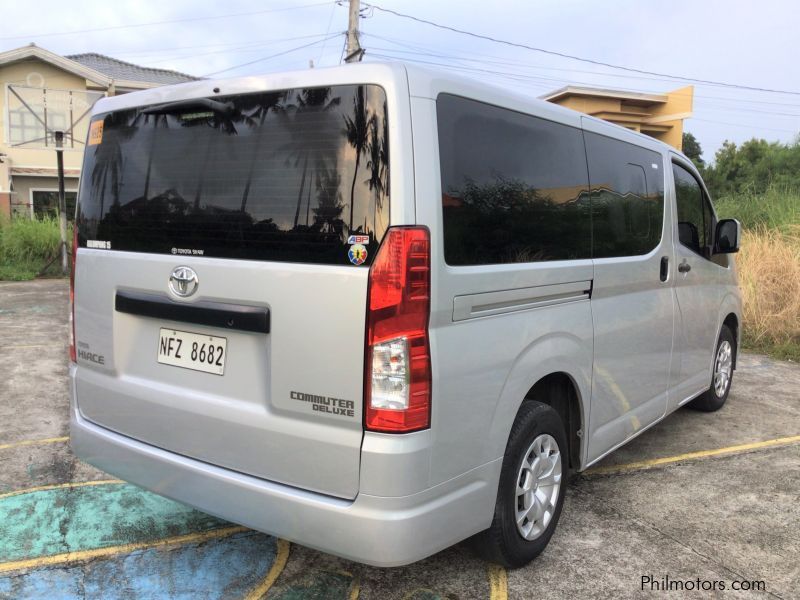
[0,216,71,280]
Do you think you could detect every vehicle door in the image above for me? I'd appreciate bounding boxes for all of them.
[583,120,675,463]
[670,159,723,403]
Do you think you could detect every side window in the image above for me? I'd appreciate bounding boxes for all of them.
[437,94,591,265]
[584,132,665,258]
[672,163,708,256]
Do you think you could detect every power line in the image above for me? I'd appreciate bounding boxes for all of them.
[366,37,800,105]
[202,34,341,77]
[366,49,800,114]
[363,2,800,97]
[0,2,333,42]
[690,118,798,135]
[142,34,339,66]
[99,33,337,60]
[364,32,800,109]
[317,2,341,66]
[366,52,800,123]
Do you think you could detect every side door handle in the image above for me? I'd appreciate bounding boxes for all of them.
[678,260,692,273]
[660,256,669,282]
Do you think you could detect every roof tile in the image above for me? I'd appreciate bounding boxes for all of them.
[65,52,199,85]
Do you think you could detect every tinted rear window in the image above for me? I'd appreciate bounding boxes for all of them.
[77,84,389,266]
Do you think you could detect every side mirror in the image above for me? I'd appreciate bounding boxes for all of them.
[714,219,741,254]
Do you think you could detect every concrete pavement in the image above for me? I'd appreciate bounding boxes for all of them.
[1,279,798,599]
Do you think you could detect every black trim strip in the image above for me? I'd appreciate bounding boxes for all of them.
[115,291,270,334]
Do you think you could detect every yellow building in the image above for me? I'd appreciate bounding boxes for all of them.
[543,85,693,151]
[0,44,196,218]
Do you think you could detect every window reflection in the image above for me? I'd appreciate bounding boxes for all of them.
[437,94,591,265]
[77,85,390,266]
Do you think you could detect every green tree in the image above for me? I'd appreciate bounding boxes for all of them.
[682,132,705,169]
[703,138,800,197]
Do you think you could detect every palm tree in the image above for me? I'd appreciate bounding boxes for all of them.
[343,86,370,231]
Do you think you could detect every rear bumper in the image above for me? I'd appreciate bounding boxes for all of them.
[69,368,499,567]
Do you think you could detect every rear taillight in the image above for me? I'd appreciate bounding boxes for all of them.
[365,226,431,433]
[69,226,77,363]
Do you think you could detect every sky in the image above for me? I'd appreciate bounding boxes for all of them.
[3,0,799,162]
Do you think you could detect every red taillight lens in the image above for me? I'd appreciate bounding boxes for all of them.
[69,226,77,363]
[365,226,431,433]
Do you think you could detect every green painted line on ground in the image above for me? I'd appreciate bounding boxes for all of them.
[0,482,228,563]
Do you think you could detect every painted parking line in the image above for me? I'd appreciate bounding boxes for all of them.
[348,573,361,600]
[267,569,359,600]
[0,436,69,452]
[487,563,508,600]
[243,539,290,600]
[0,526,247,574]
[586,434,800,476]
[0,479,122,500]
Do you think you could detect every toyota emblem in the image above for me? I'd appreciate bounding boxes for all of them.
[169,266,198,298]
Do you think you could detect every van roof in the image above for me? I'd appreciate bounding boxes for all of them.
[91,61,685,161]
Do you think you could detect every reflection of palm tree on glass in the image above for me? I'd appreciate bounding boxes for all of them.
[278,87,341,228]
[182,108,242,211]
[313,167,344,234]
[239,92,287,214]
[141,113,169,202]
[343,86,370,231]
[90,118,136,216]
[365,101,389,233]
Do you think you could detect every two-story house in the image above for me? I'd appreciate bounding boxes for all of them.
[0,44,197,219]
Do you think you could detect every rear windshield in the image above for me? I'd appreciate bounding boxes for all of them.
[77,84,389,266]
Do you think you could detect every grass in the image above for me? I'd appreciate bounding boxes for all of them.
[734,228,800,362]
[0,216,71,281]
[715,185,800,361]
[714,184,800,233]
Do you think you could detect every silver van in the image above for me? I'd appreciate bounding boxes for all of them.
[69,63,742,568]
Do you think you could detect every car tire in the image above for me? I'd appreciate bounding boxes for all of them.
[472,401,568,568]
[689,325,735,412]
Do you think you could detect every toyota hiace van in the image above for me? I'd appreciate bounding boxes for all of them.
[70,63,741,567]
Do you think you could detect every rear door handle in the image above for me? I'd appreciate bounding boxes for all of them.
[678,260,691,273]
[660,256,669,282]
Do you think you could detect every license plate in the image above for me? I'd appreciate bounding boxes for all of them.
[157,328,227,375]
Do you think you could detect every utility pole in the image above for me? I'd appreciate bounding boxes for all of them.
[54,130,68,275]
[344,0,364,63]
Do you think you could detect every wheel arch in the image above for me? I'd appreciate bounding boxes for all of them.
[718,289,741,369]
[487,334,591,473]
[520,372,585,472]
[722,312,739,368]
